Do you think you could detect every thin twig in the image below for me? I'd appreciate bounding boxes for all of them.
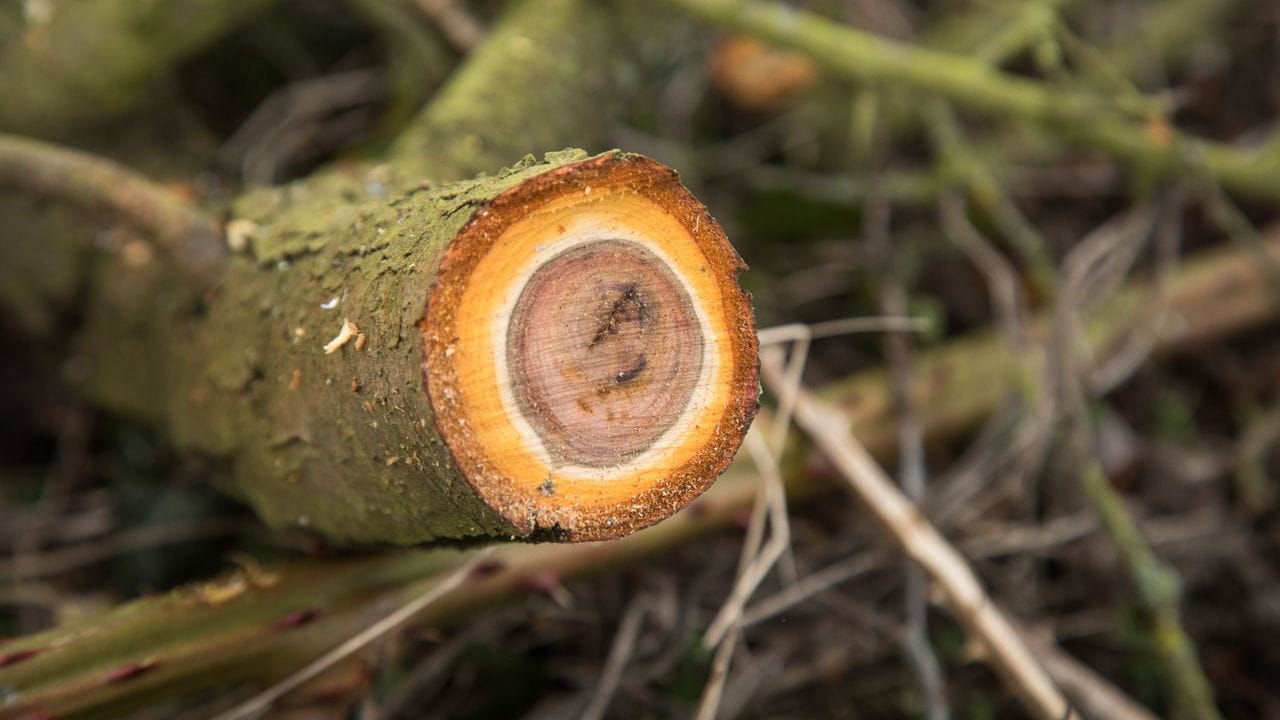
[222,69,386,184]
[760,357,1071,720]
[0,132,227,289]
[579,596,649,720]
[938,191,1029,349]
[762,342,806,457]
[694,624,741,720]
[926,100,1058,298]
[703,429,791,648]
[2,517,249,580]
[755,316,931,346]
[1086,189,1186,393]
[1053,204,1224,720]
[378,622,495,718]
[866,192,949,720]
[741,553,881,627]
[10,408,89,632]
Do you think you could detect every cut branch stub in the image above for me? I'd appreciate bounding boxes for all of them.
[423,153,758,540]
[177,150,756,545]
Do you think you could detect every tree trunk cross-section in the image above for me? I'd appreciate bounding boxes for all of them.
[423,152,758,540]
[174,150,757,544]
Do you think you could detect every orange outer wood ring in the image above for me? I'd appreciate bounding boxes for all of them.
[422,152,758,540]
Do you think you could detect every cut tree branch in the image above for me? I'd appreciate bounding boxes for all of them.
[1,0,746,545]
[174,150,758,544]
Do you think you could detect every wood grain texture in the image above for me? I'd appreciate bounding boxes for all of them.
[424,151,758,540]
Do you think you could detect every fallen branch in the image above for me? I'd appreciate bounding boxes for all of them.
[0,6,753,547]
[0,132,227,289]
[390,0,647,182]
[186,150,760,545]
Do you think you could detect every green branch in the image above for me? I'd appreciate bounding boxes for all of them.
[1079,443,1222,720]
[662,0,1280,200]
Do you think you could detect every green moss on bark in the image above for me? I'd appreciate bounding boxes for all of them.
[390,0,632,182]
[161,151,593,544]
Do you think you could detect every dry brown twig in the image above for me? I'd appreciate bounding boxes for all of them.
[2,518,249,581]
[866,191,950,720]
[697,429,792,717]
[740,553,882,627]
[377,621,497,718]
[1084,191,1185,394]
[702,429,792,649]
[580,595,650,720]
[759,355,1073,720]
[694,623,742,720]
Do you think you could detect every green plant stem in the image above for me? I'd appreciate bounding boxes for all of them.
[662,0,1280,201]
[0,132,226,289]
[1078,435,1222,720]
[923,100,1059,299]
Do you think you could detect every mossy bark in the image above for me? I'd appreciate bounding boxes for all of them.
[80,147,754,546]
[139,151,599,544]
[390,0,631,183]
[6,0,714,545]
